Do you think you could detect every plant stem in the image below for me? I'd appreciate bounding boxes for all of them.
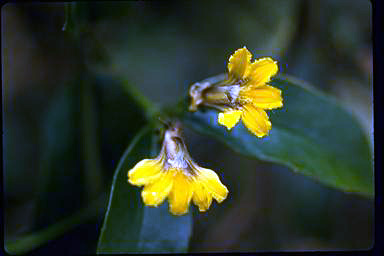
[5,193,107,255]
[120,78,159,121]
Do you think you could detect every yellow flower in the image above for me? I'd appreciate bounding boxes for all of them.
[189,47,283,137]
[127,123,228,215]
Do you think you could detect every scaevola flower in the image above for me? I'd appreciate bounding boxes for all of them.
[189,47,283,137]
[128,123,228,215]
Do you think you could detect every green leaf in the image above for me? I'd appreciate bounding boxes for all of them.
[97,127,192,254]
[180,74,373,197]
[136,204,192,253]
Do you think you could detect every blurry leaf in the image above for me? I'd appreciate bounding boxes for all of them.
[6,193,106,255]
[34,73,148,224]
[180,74,373,197]
[80,75,104,202]
[34,83,85,230]
[97,127,192,253]
[233,0,299,56]
[15,73,149,253]
[4,114,39,200]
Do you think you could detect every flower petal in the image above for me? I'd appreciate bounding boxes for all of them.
[128,159,163,186]
[141,170,174,206]
[245,57,278,87]
[168,170,194,215]
[228,47,252,80]
[197,167,228,203]
[218,109,242,130]
[241,104,272,137]
[239,85,283,109]
[192,182,212,212]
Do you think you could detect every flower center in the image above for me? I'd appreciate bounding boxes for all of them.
[166,150,189,169]
[226,84,241,104]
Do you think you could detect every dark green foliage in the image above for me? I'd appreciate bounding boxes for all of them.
[97,128,192,253]
[180,75,373,197]
[34,83,84,230]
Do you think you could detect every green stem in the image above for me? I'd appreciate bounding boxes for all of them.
[62,3,78,35]
[120,78,159,121]
[164,73,229,119]
[6,193,107,255]
[64,2,104,202]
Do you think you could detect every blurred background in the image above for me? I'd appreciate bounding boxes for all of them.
[2,0,373,254]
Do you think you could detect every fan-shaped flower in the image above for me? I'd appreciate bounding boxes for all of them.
[189,47,283,137]
[128,123,228,215]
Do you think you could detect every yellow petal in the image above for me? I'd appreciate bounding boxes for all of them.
[228,47,252,80]
[168,170,194,215]
[128,159,163,186]
[218,109,242,130]
[192,182,212,212]
[197,167,228,203]
[241,104,272,137]
[239,85,283,109]
[244,57,278,87]
[141,170,174,206]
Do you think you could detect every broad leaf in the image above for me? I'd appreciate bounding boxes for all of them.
[137,204,192,253]
[97,127,192,253]
[180,74,373,197]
